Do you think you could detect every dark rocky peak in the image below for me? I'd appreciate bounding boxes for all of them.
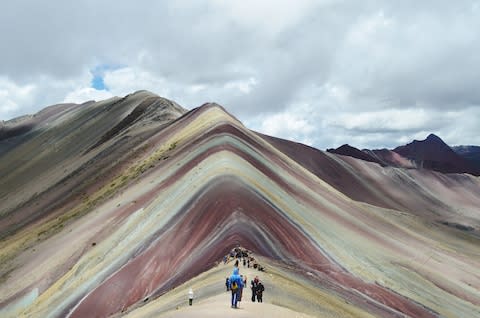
[394,134,453,158]
[425,133,446,144]
[393,134,480,176]
[327,144,383,165]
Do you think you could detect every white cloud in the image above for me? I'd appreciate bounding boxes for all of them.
[210,0,319,37]
[330,109,433,132]
[63,87,113,104]
[347,10,394,45]
[188,84,208,93]
[103,67,170,98]
[0,78,36,118]
[256,110,315,145]
[224,77,257,94]
[324,83,350,103]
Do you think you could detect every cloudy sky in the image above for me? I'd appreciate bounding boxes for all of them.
[1,1,479,149]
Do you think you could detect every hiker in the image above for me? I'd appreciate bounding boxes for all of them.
[250,277,258,302]
[238,275,244,307]
[188,288,194,306]
[243,258,246,267]
[225,277,230,291]
[229,267,244,308]
[247,259,250,268]
[223,255,227,264]
[256,281,264,303]
[234,259,239,267]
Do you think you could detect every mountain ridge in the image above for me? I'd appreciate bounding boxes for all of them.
[328,134,480,176]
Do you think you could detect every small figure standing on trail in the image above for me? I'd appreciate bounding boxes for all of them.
[188,288,194,306]
[234,259,239,267]
[229,267,244,308]
[238,275,244,306]
[225,277,230,291]
[243,258,246,267]
[256,281,264,303]
[250,277,258,302]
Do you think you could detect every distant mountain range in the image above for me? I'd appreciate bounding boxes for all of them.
[328,133,480,176]
[452,145,480,166]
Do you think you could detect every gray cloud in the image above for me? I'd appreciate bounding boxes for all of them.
[1,1,479,149]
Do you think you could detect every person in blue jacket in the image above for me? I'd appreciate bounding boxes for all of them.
[229,267,244,308]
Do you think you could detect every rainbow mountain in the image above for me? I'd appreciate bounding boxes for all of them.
[0,91,479,317]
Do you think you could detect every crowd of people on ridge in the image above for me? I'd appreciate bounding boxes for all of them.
[224,247,266,309]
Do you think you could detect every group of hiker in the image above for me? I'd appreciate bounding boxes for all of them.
[223,247,265,271]
[224,247,266,309]
[186,247,266,309]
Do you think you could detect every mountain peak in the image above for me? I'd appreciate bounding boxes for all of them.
[327,144,383,165]
[131,89,159,97]
[393,134,480,175]
[425,133,445,144]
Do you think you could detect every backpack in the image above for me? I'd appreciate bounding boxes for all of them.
[231,281,238,291]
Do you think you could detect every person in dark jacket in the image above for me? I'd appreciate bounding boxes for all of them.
[225,277,230,291]
[238,275,244,306]
[229,267,244,308]
[256,281,264,303]
[250,278,257,302]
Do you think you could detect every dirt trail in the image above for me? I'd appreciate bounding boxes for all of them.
[157,263,315,318]
[123,254,369,318]
[158,292,316,318]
